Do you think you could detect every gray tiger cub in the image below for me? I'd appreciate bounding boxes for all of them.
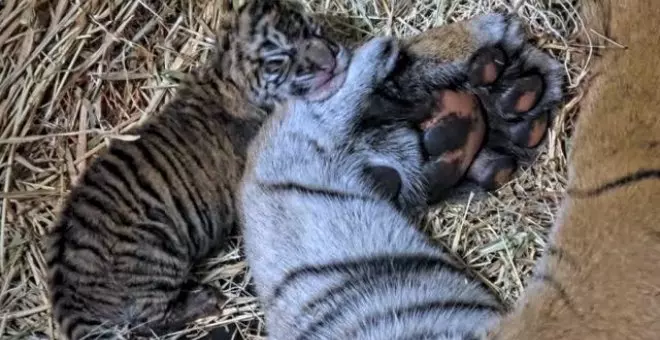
[240,37,501,340]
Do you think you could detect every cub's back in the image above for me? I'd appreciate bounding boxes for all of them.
[46,85,252,339]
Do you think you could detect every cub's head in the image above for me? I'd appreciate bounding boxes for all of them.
[218,0,349,108]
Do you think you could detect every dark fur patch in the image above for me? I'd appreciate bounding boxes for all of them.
[270,254,466,303]
[567,169,660,198]
[259,181,375,202]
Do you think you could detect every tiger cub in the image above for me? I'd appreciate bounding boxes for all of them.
[239,15,562,340]
[45,0,349,339]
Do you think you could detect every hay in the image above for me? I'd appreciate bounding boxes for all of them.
[0,0,594,339]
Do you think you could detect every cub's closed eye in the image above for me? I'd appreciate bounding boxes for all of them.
[263,54,289,75]
[262,41,279,52]
[264,59,286,74]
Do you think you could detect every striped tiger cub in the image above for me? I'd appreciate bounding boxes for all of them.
[45,0,349,339]
[239,13,562,338]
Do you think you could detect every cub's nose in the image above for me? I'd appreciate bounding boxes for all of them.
[306,38,336,72]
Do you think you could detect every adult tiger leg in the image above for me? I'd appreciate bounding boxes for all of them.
[491,1,660,339]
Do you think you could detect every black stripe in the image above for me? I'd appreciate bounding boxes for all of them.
[531,273,578,314]
[297,273,499,340]
[132,141,201,247]
[259,181,374,202]
[347,300,499,337]
[567,169,660,198]
[174,99,228,135]
[54,267,108,287]
[187,106,224,136]
[75,187,134,227]
[144,206,187,248]
[57,255,101,277]
[301,257,459,315]
[145,280,181,294]
[68,199,136,245]
[81,170,140,217]
[110,147,162,203]
[144,205,176,226]
[150,125,218,182]
[65,315,106,340]
[144,135,210,234]
[71,193,139,249]
[95,157,148,211]
[62,236,107,262]
[300,299,499,340]
[113,247,183,274]
[71,286,120,307]
[119,271,179,291]
[271,254,463,303]
[148,127,218,236]
[133,222,185,258]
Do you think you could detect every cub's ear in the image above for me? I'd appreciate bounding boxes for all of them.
[363,165,402,202]
[236,0,292,15]
[216,6,237,54]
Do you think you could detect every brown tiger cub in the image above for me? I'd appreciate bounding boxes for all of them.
[491,0,660,339]
[45,0,352,338]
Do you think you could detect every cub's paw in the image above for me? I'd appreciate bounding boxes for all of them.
[348,37,401,86]
[164,283,227,326]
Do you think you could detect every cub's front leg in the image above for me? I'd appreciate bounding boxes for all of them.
[382,13,563,202]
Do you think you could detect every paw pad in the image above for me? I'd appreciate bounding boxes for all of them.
[420,90,486,200]
[467,150,517,190]
[469,46,507,86]
[502,74,545,114]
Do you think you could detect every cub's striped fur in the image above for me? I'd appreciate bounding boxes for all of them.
[45,0,348,338]
[240,36,495,340]
[491,0,660,339]
[238,13,563,340]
